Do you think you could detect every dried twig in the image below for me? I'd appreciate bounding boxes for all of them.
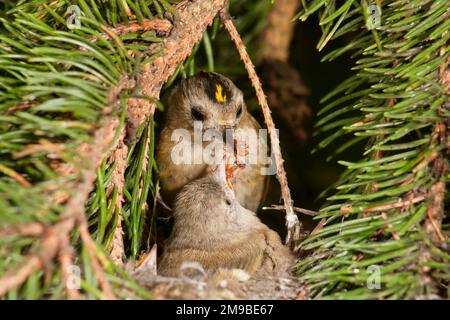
[97,19,172,41]
[0,222,44,238]
[59,235,80,299]
[424,180,446,242]
[309,218,326,236]
[342,195,427,213]
[263,205,317,216]
[78,214,116,300]
[0,164,31,187]
[220,7,301,250]
[0,257,42,296]
[0,217,74,297]
[0,76,127,296]
[109,133,128,267]
[423,123,447,243]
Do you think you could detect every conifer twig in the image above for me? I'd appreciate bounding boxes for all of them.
[0,164,31,187]
[97,19,172,41]
[0,218,75,297]
[78,214,116,300]
[59,235,80,299]
[0,77,127,296]
[0,222,44,237]
[340,195,427,213]
[109,134,128,267]
[220,7,301,250]
[0,257,41,297]
[263,205,317,216]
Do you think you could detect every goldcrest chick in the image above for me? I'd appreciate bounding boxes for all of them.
[157,163,294,278]
[156,72,268,212]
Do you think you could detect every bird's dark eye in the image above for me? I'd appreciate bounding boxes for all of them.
[236,105,242,118]
[225,198,232,206]
[191,107,205,121]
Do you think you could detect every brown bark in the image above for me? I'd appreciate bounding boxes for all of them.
[108,135,128,267]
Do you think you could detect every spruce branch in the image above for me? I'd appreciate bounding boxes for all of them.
[0,218,75,297]
[59,234,80,299]
[108,134,128,267]
[295,0,450,299]
[78,210,116,300]
[0,45,131,296]
[1,0,237,299]
[0,223,44,238]
[0,111,120,296]
[95,19,172,42]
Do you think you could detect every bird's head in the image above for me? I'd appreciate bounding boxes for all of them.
[167,71,246,134]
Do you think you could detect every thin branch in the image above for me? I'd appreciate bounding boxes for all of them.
[0,76,129,296]
[423,124,447,243]
[0,217,74,297]
[2,100,33,116]
[0,222,44,238]
[108,133,128,267]
[220,7,301,250]
[357,195,426,213]
[78,214,116,300]
[424,181,445,242]
[309,218,326,236]
[0,257,41,297]
[0,164,31,187]
[59,234,80,299]
[263,205,317,216]
[97,19,172,41]
[380,212,400,241]
[13,139,66,159]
